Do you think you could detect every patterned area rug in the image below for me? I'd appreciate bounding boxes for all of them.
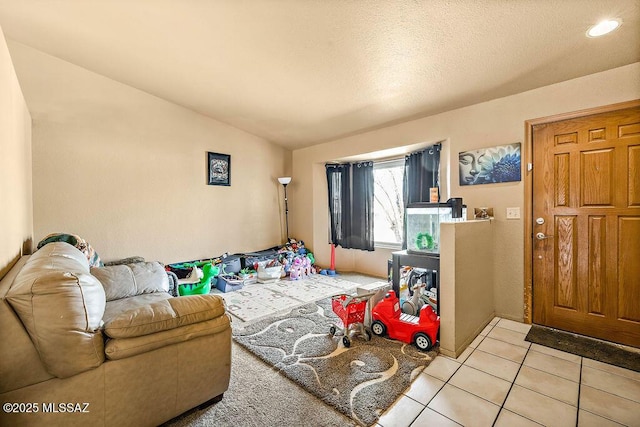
[217,274,380,322]
[233,297,438,426]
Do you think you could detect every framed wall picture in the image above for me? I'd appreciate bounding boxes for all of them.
[207,152,231,186]
[458,142,521,186]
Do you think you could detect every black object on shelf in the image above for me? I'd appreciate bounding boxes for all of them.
[447,197,464,218]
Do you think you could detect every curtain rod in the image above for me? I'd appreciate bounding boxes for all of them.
[327,142,442,166]
[407,142,442,156]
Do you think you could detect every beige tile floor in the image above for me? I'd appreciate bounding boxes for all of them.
[377,317,640,427]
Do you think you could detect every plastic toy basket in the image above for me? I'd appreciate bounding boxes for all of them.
[331,294,368,329]
[329,293,375,347]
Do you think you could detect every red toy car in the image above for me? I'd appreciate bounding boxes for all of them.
[371,290,440,351]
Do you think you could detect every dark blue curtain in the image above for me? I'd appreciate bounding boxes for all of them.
[326,162,374,251]
[403,143,441,205]
[326,164,351,247]
[402,144,441,248]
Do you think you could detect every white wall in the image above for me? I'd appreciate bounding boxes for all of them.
[291,62,640,321]
[8,41,291,264]
[0,27,32,277]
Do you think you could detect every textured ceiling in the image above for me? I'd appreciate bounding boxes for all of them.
[0,0,638,150]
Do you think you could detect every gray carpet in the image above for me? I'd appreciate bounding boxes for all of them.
[525,325,640,372]
[233,297,438,426]
[164,342,357,427]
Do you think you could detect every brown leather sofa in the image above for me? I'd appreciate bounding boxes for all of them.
[0,242,231,427]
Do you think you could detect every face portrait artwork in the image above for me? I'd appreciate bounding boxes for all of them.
[459,143,521,186]
[459,149,485,185]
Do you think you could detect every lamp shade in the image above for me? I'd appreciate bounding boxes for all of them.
[278,177,292,185]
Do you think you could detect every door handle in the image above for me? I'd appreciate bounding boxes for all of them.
[536,232,554,240]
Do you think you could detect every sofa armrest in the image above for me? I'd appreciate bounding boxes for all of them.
[104,294,226,339]
[6,243,106,379]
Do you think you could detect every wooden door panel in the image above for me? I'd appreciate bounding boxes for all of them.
[587,215,606,316]
[533,104,640,347]
[580,149,614,206]
[554,216,577,310]
[589,128,606,142]
[619,122,640,138]
[630,145,640,206]
[555,132,578,145]
[618,217,640,322]
[555,154,570,206]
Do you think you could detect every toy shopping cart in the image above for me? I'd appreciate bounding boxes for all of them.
[329,293,376,347]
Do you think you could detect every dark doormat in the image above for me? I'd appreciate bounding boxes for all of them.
[525,325,640,373]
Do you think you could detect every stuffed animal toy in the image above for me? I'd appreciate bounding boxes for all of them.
[289,257,303,280]
[282,257,290,274]
[301,256,311,278]
[306,252,315,265]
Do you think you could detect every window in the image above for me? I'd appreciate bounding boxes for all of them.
[373,159,404,247]
[328,145,440,250]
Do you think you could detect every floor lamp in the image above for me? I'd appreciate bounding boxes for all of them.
[278,177,292,242]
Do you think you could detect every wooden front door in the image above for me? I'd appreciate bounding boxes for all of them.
[532,103,640,347]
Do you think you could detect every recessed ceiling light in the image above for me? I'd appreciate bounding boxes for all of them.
[587,19,621,37]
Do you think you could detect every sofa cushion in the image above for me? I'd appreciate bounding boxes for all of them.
[105,314,231,360]
[6,242,106,378]
[91,262,169,301]
[104,294,226,338]
[105,315,231,360]
[104,292,173,324]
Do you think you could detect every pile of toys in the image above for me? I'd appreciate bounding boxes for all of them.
[165,238,320,293]
[275,238,317,279]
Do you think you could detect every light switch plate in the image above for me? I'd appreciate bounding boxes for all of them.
[506,207,521,219]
